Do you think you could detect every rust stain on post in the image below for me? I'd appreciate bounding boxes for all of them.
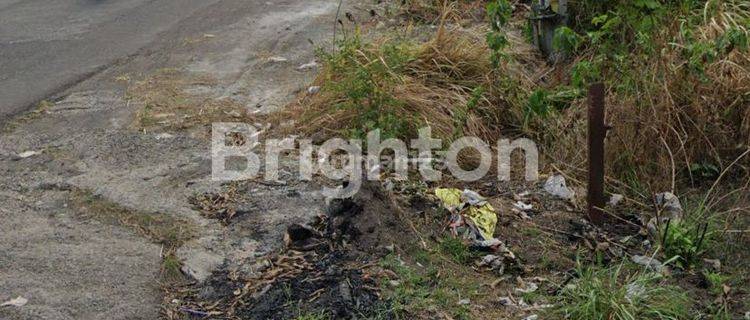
[587,82,606,225]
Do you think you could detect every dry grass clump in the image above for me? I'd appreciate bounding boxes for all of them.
[526,1,750,192]
[395,0,487,24]
[126,69,249,134]
[277,0,748,193]
[274,26,543,145]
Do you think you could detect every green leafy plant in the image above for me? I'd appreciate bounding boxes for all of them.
[659,219,710,268]
[553,26,585,54]
[319,35,416,139]
[570,60,601,89]
[486,0,512,66]
[452,86,484,138]
[523,87,581,125]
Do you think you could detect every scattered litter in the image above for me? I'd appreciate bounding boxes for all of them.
[461,189,487,206]
[16,150,42,159]
[608,194,624,206]
[514,191,531,200]
[1,296,28,308]
[457,298,471,305]
[631,255,664,273]
[522,315,539,320]
[435,188,497,241]
[498,297,514,306]
[477,254,507,275]
[476,242,518,275]
[297,60,319,70]
[268,56,288,63]
[307,86,321,95]
[515,281,539,294]
[544,175,575,200]
[203,34,216,38]
[513,201,533,211]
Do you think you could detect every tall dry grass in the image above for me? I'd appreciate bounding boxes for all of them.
[273,24,544,145]
[535,0,750,194]
[273,0,748,195]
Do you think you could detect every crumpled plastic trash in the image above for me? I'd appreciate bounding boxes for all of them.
[608,194,624,207]
[544,175,575,200]
[513,201,533,211]
[515,281,539,294]
[435,188,497,241]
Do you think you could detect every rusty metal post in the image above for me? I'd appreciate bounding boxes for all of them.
[588,83,606,225]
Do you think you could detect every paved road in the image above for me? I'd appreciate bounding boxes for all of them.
[0,0,343,318]
[0,0,229,124]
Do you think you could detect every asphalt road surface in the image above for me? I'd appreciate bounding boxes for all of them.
[0,0,231,124]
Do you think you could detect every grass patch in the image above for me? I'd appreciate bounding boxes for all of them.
[551,261,691,320]
[126,68,248,134]
[379,253,475,319]
[439,237,474,264]
[292,310,330,320]
[274,26,538,144]
[69,189,195,282]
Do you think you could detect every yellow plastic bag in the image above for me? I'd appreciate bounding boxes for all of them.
[435,188,497,240]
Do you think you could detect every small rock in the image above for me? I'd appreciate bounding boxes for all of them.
[544,175,575,200]
[631,255,664,273]
[457,298,471,305]
[307,86,321,95]
[655,192,684,221]
[155,133,174,140]
[1,296,28,307]
[268,56,288,63]
[703,258,721,272]
[16,150,42,159]
[297,60,319,70]
[177,246,224,283]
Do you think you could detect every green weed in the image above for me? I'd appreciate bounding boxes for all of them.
[552,261,690,320]
[439,237,474,265]
[318,34,416,140]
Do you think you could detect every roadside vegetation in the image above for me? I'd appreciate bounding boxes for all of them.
[269,0,750,319]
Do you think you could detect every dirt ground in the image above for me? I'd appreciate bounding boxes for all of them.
[2,1,748,319]
[0,1,365,319]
